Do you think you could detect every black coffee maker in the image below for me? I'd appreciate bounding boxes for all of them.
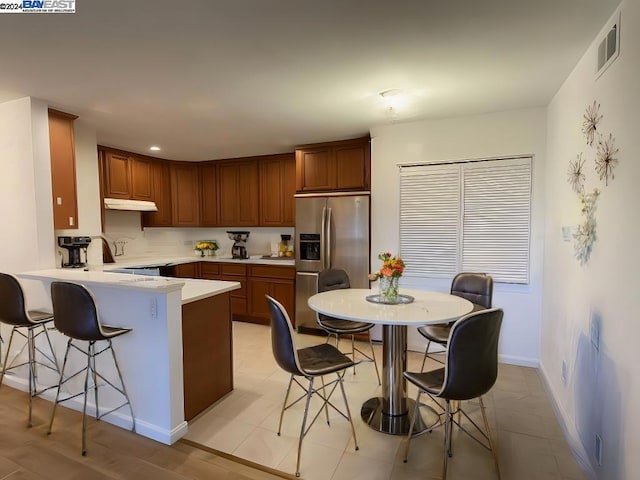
[58,236,92,268]
[227,231,250,259]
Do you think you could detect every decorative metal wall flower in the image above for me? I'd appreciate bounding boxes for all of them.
[573,189,600,265]
[567,153,586,194]
[582,100,602,146]
[595,132,619,186]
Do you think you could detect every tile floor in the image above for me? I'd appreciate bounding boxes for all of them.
[185,322,585,480]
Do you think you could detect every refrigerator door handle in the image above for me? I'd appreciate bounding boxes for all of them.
[326,207,333,269]
[320,206,327,270]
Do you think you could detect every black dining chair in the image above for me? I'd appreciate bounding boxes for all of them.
[267,294,359,477]
[316,268,381,384]
[0,272,60,427]
[418,272,493,371]
[403,307,504,480]
[48,281,135,456]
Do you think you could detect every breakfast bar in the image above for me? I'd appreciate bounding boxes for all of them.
[12,269,240,445]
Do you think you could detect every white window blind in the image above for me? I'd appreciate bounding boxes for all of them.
[399,157,532,284]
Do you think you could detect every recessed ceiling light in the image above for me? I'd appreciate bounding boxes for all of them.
[149,146,161,151]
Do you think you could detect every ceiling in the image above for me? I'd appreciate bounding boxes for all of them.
[0,0,619,161]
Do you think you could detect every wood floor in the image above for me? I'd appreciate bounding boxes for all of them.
[0,384,289,480]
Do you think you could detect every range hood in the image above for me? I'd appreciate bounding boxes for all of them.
[104,198,158,212]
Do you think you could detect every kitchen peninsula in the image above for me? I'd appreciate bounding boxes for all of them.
[14,269,240,445]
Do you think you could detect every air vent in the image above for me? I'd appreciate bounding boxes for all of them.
[596,11,620,78]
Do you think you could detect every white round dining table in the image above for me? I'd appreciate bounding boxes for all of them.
[308,288,473,435]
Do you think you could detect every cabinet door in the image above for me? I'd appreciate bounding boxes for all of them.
[260,155,295,227]
[174,262,200,278]
[142,160,172,227]
[217,162,239,226]
[248,278,295,326]
[296,148,334,192]
[237,161,259,225]
[104,152,131,199]
[171,163,200,226]
[200,163,219,226]
[130,157,153,200]
[335,143,369,190]
[48,110,79,229]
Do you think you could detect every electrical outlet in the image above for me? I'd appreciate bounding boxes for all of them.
[561,360,567,385]
[150,297,157,319]
[590,310,601,352]
[595,434,603,466]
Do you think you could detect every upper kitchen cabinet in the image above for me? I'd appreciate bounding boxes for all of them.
[295,137,371,192]
[101,148,153,201]
[260,154,295,227]
[48,109,79,229]
[170,162,201,227]
[142,160,172,227]
[200,162,219,227]
[218,159,259,226]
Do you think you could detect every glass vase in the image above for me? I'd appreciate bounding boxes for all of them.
[379,275,400,303]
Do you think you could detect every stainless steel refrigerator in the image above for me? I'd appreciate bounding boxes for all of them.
[295,192,370,332]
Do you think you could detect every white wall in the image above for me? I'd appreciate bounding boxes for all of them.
[543,3,638,479]
[0,97,55,274]
[370,108,547,366]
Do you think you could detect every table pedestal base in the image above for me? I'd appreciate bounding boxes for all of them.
[360,397,439,435]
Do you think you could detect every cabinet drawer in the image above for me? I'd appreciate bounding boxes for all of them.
[231,297,247,315]
[221,276,246,297]
[200,262,220,275]
[221,263,247,276]
[248,264,295,280]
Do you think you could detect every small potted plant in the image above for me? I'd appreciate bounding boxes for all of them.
[195,240,219,257]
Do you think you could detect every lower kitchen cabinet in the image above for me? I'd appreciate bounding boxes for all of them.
[182,292,233,421]
[173,262,200,279]
[247,264,295,326]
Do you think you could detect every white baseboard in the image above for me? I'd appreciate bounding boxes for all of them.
[2,374,184,446]
[539,362,597,480]
[498,354,539,368]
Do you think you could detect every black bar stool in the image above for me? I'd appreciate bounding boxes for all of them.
[0,273,60,427]
[48,281,135,455]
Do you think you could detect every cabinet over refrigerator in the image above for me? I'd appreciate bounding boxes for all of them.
[295,192,370,332]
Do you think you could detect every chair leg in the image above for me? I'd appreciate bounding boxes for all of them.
[295,377,314,477]
[443,400,452,480]
[81,341,93,456]
[48,339,72,435]
[420,340,431,372]
[107,339,136,431]
[27,328,35,427]
[278,375,294,435]
[479,396,501,480]
[367,331,381,385]
[337,371,358,451]
[0,327,17,386]
[321,376,330,425]
[91,343,99,420]
[403,390,422,462]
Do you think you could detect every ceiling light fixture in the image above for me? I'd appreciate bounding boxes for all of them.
[149,146,161,151]
[379,89,404,123]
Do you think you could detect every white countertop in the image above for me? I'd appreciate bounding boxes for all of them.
[18,269,240,304]
[107,254,295,268]
[308,288,474,326]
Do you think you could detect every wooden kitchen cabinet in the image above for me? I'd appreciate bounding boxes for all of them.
[260,154,295,227]
[220,263,248,319]
[182,292,233,420]
[170,162,200,227]
[247,264,295,326]
[200,163,219,227]
[101,148,153,201]
[173,262,200,279]
[142,160,172,227]
[218,159,259,226]
[48,109,79,229]
[295,137,370,192]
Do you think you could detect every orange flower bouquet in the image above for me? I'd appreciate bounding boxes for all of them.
[369,252,405,301]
